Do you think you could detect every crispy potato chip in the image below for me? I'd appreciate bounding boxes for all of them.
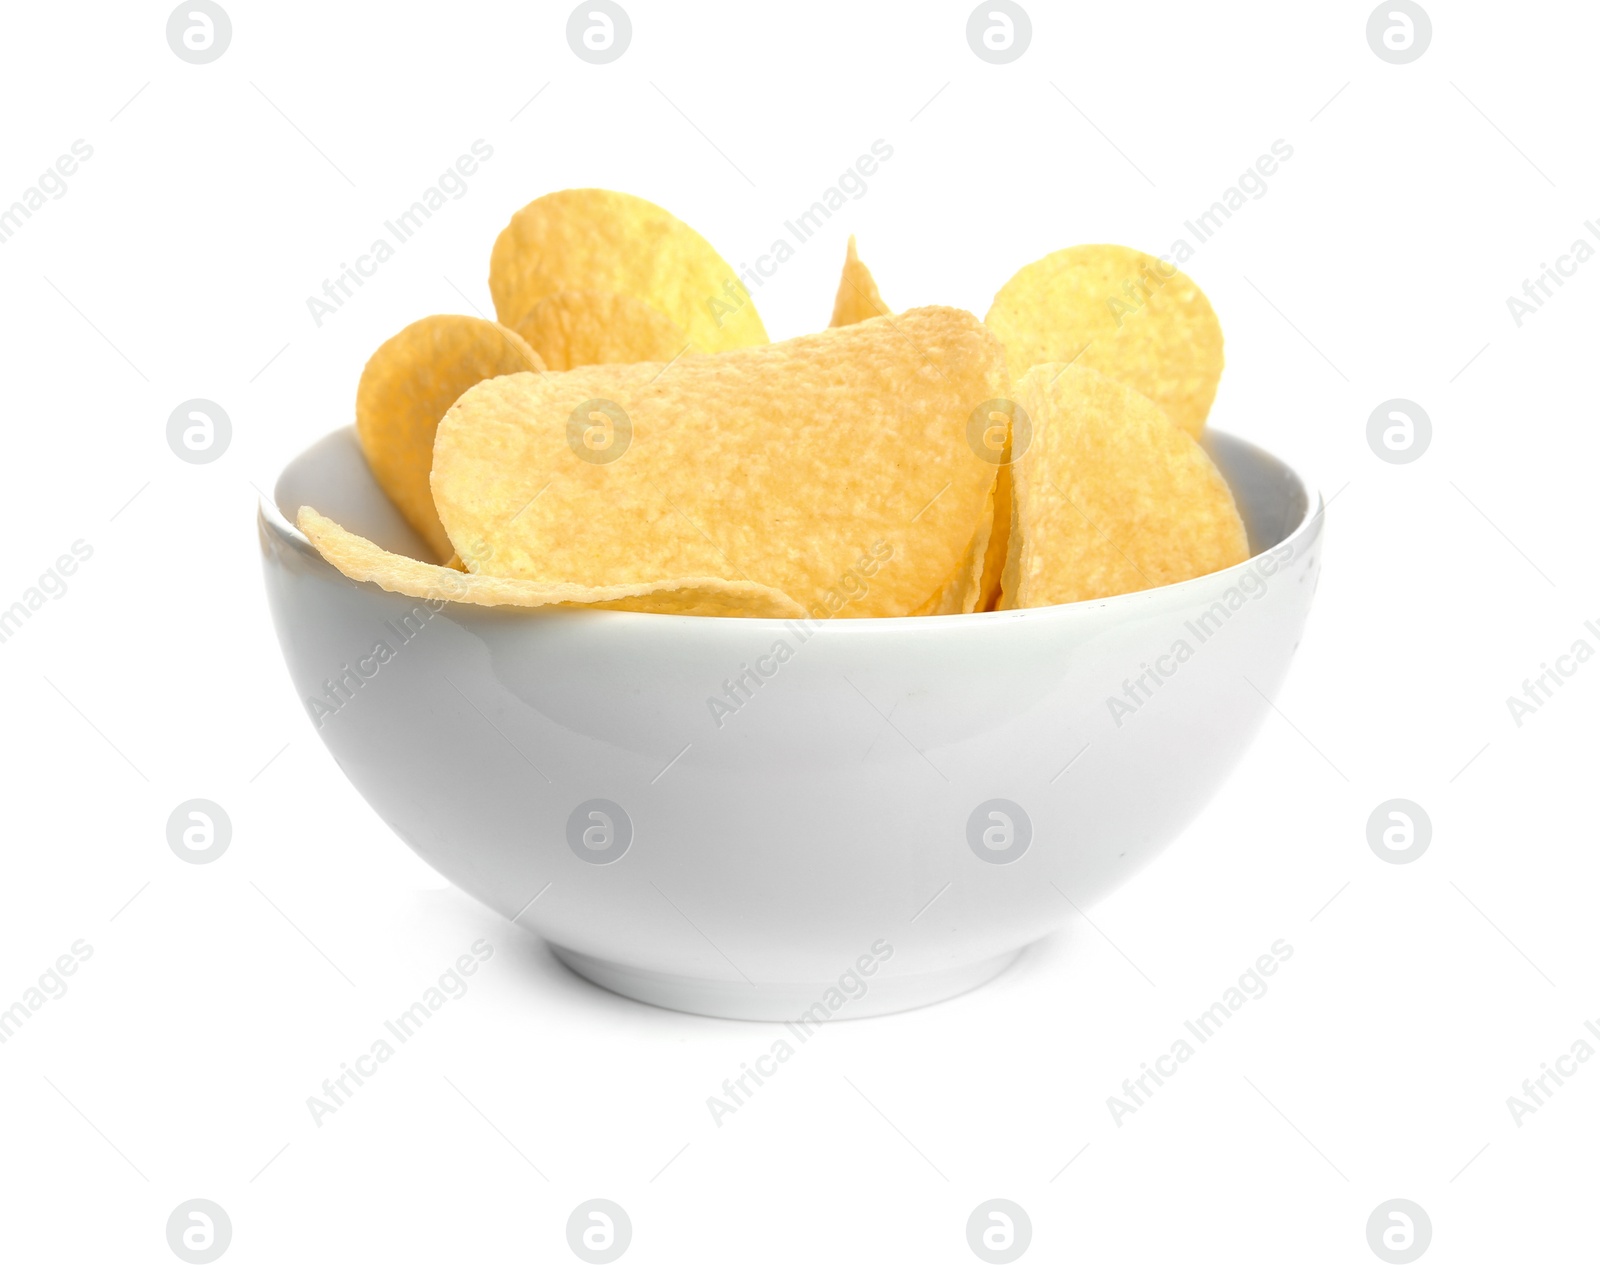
[489,189,768,355]
[830,236,891,327]
[985,245,1223,436]
[976,464,1011,611]
[298,508,804,617]
[962,401,1015,612]
[513,289,693,370]
[355,315,544,562]
[910,479,995,616]
[431,306,1009,619]
[1000,363,1248,608]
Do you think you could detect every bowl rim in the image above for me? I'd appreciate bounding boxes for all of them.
[260,426,1324,630]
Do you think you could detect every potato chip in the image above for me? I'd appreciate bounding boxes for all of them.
[431,306,1009,619]
[489,189,768,355]
[513,289,693,370]
[976,463,1011,611]
[985,245,1223,436]
[829,236,891,327]
[298,508,804,617]
[355,315,544,562]
[1000,363,1247,608]
[910,479,995,615]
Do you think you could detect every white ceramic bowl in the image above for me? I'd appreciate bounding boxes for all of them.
[260,427,1321,1020]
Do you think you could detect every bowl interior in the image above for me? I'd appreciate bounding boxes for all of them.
[272,427,1313,567]
[1201,432,1311,555]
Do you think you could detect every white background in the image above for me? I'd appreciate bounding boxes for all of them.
[1,1,1595,1261]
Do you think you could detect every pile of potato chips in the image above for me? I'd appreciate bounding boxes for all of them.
[300,189,1249,619]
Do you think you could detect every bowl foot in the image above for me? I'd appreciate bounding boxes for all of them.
[548,944,1024,1021]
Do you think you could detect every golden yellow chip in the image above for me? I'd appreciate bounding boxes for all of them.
[513,289,693,370]
[1000,363,1247,608]
[298,508,804,617]
[355,315,544,563]
[985,245,1223,436]
[910,478,995,616]
[489,189,768,355]
[976,464,1011,611]
[431,306,1009,619]
[962,400,1016,612]
[829,236,891,327]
